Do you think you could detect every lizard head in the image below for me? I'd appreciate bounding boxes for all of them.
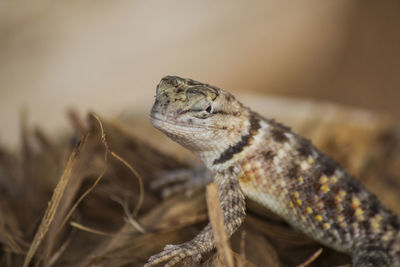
[150,76,249,161]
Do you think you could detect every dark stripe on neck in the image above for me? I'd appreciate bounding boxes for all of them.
[213,113,261,165]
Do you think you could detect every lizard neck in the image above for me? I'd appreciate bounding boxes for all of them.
[197,111,265,173]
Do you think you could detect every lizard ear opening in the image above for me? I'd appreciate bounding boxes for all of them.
[205,105,213,113]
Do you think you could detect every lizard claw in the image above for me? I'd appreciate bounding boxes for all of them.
[144,243,202,267]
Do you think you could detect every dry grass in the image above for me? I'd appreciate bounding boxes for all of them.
[206,183,234,267]
[0,99,399,267]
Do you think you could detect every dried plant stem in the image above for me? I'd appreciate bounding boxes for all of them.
[70,222,113,236]
[296,248,323,267]
[110,151,144,217]
[91,112,145,217]
[238,230,247,267]
[22,137,86,267]
[56,170,106,234]
[206,183,234,267]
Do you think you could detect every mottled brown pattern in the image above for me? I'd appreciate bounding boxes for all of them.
[147,76,400,267]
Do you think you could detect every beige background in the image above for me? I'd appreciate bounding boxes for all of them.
[1,1,399,148]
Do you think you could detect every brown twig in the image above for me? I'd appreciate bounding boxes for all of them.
[238,230,247,267]
[296,248,323,267]
[22,136,86,267]
[56,170,106,234]
[70,222,113,236]
[206,183,234,267]
[91,113,145,218]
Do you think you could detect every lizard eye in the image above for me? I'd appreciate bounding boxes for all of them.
[191,99,214,119]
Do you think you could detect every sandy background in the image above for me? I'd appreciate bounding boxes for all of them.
[1,0,399,148]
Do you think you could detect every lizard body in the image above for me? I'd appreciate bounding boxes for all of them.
[146,76,400,266]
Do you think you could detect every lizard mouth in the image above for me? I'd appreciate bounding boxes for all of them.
[150,114,201,129]
[150,114,221,130]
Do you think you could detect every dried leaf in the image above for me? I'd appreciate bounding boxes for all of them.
[23,137,86,267]
[206,183,234,267]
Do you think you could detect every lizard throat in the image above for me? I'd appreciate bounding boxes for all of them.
[213,113,261,165]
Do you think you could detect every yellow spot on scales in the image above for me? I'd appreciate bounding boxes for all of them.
[320,175,334,193]
[351,197,364,221]
[238,174,250,183]
[356,213,364,221]
[321,184,330,193]
[352,197,361,207]
[233,151,245,161]
[330,176,338,184]
[340,222,347,228]
[243,163,251,172]
[292,191,302,205]
[297,176,304,184]
[307,156,314,164]
[338,215,344,222]
[306,207,313,214]
[335,190,346,203]
[371,220,381,234]
[315,215,323,221]
[247,173,255,180]
[320,176,328,184]
[323,223,331,229]
[371,220,380,228]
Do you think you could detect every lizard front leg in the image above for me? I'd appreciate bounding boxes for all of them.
[145,171,246,266]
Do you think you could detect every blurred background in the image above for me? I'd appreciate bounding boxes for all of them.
[1,0,399,148]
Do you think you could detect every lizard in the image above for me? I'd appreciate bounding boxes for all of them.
[146,75,400,267]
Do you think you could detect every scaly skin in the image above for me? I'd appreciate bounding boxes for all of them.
[146,76,400,266]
